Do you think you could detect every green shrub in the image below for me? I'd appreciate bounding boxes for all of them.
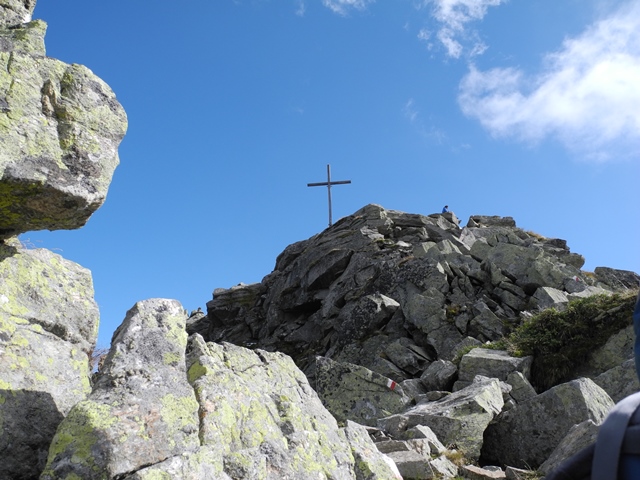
[504,291,637,391]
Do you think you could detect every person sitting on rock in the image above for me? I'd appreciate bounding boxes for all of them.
[442,205,449,213]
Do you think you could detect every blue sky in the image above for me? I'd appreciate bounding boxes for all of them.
[25,0,640,348]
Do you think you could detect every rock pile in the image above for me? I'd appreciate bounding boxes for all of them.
[192,203,639,476]
[2,1,640,478]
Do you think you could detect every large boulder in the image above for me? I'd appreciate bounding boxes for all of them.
[186,335,401,479]
[315,356,410,426]
[0,10,127,239]
[41,299,200,480]
[539,420,600,476]
[482,377,613,469]
[455,348,532,390]
[378,376,505,461]
[0,238,98,480]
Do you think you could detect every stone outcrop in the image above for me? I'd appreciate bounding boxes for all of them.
[315,356,410,426]
[0,1,127,239]
[42,301,401,479]
[2,1,640,476]
[191,203,638,474]
[481,377,614,469]
[0,0,34,25]
[197,204,636,388]
[0,237,98,480]
[42,299,200,479]
[380,376,505,461]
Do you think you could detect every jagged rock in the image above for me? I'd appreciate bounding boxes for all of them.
[467,215,516,228]
[383,337,432,375]
[378,377,504,461]
[0,14,127,239]
[505,372,537,403]
[315,356,409,426]
[462,465,506,479]
[41,299,200,480]
[0,0,35,26]
[455,348,532,389]
[467,301,507,341]
[483,243,580,294]
[594,267,640,291]
[0,238,98,480]
[398,425,447,456]
[186,335,401,479]
[401,378,428,401]
[580,325,634,375]
[385,450,458,480]
[420,359,457,392]
[344,421,404,480]
[1,18,45,55]
[593,358,640,402]
[200,204,633,393]
[482,377,613,469]
[530,286,569,311]
[538,420,599,476]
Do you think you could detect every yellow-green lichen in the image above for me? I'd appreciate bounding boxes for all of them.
[42,401,118,478]
[187,362,208,384]
[162,352,181,366]
[160,393,198,431]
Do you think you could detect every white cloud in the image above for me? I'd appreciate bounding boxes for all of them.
[458,1,640,161]
[322,0,374,16]
[403,98,419,123]
[423,0,506,58]
[295,1,306,16]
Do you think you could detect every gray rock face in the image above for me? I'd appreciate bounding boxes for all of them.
[198,204,620,389]
[315,356,410,426]
[379,377,505,461]
[482,377,614,469]
[0,0,35,26]
[456,349,532,386]
[42,299,199,480]
[539,420,600,475]
[0,11,127,239]
[0,238,98,480]
[186,335,401,479]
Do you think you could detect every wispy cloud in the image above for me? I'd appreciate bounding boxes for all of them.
[421,0,506,58]
[458,1,640,161]
[295,1,306,17]
[403,98,447,145]
[322,0,374,16]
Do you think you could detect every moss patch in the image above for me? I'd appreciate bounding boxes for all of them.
[504,292,637,391]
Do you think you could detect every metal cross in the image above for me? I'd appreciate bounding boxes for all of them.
[307,164,351,227]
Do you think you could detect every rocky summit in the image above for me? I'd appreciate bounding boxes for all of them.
[2,1,640,479]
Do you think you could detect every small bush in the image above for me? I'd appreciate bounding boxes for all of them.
[504,292,637,391]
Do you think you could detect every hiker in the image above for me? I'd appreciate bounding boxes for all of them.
[442,205,449,213]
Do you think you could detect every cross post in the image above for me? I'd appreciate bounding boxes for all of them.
[307,164,351,227]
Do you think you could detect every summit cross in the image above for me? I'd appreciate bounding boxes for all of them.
[307,164,351,227]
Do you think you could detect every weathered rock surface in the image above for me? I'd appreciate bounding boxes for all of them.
[0,237,98,480]
[315,356,410,426]
[0,0,34,26]
[41,299,200,480]
[481,377,614,469]
[379,376,505,461]
[0,4,127,239]
[185,334,401,479]
[538,420,599,476]
[455,349,532,390]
